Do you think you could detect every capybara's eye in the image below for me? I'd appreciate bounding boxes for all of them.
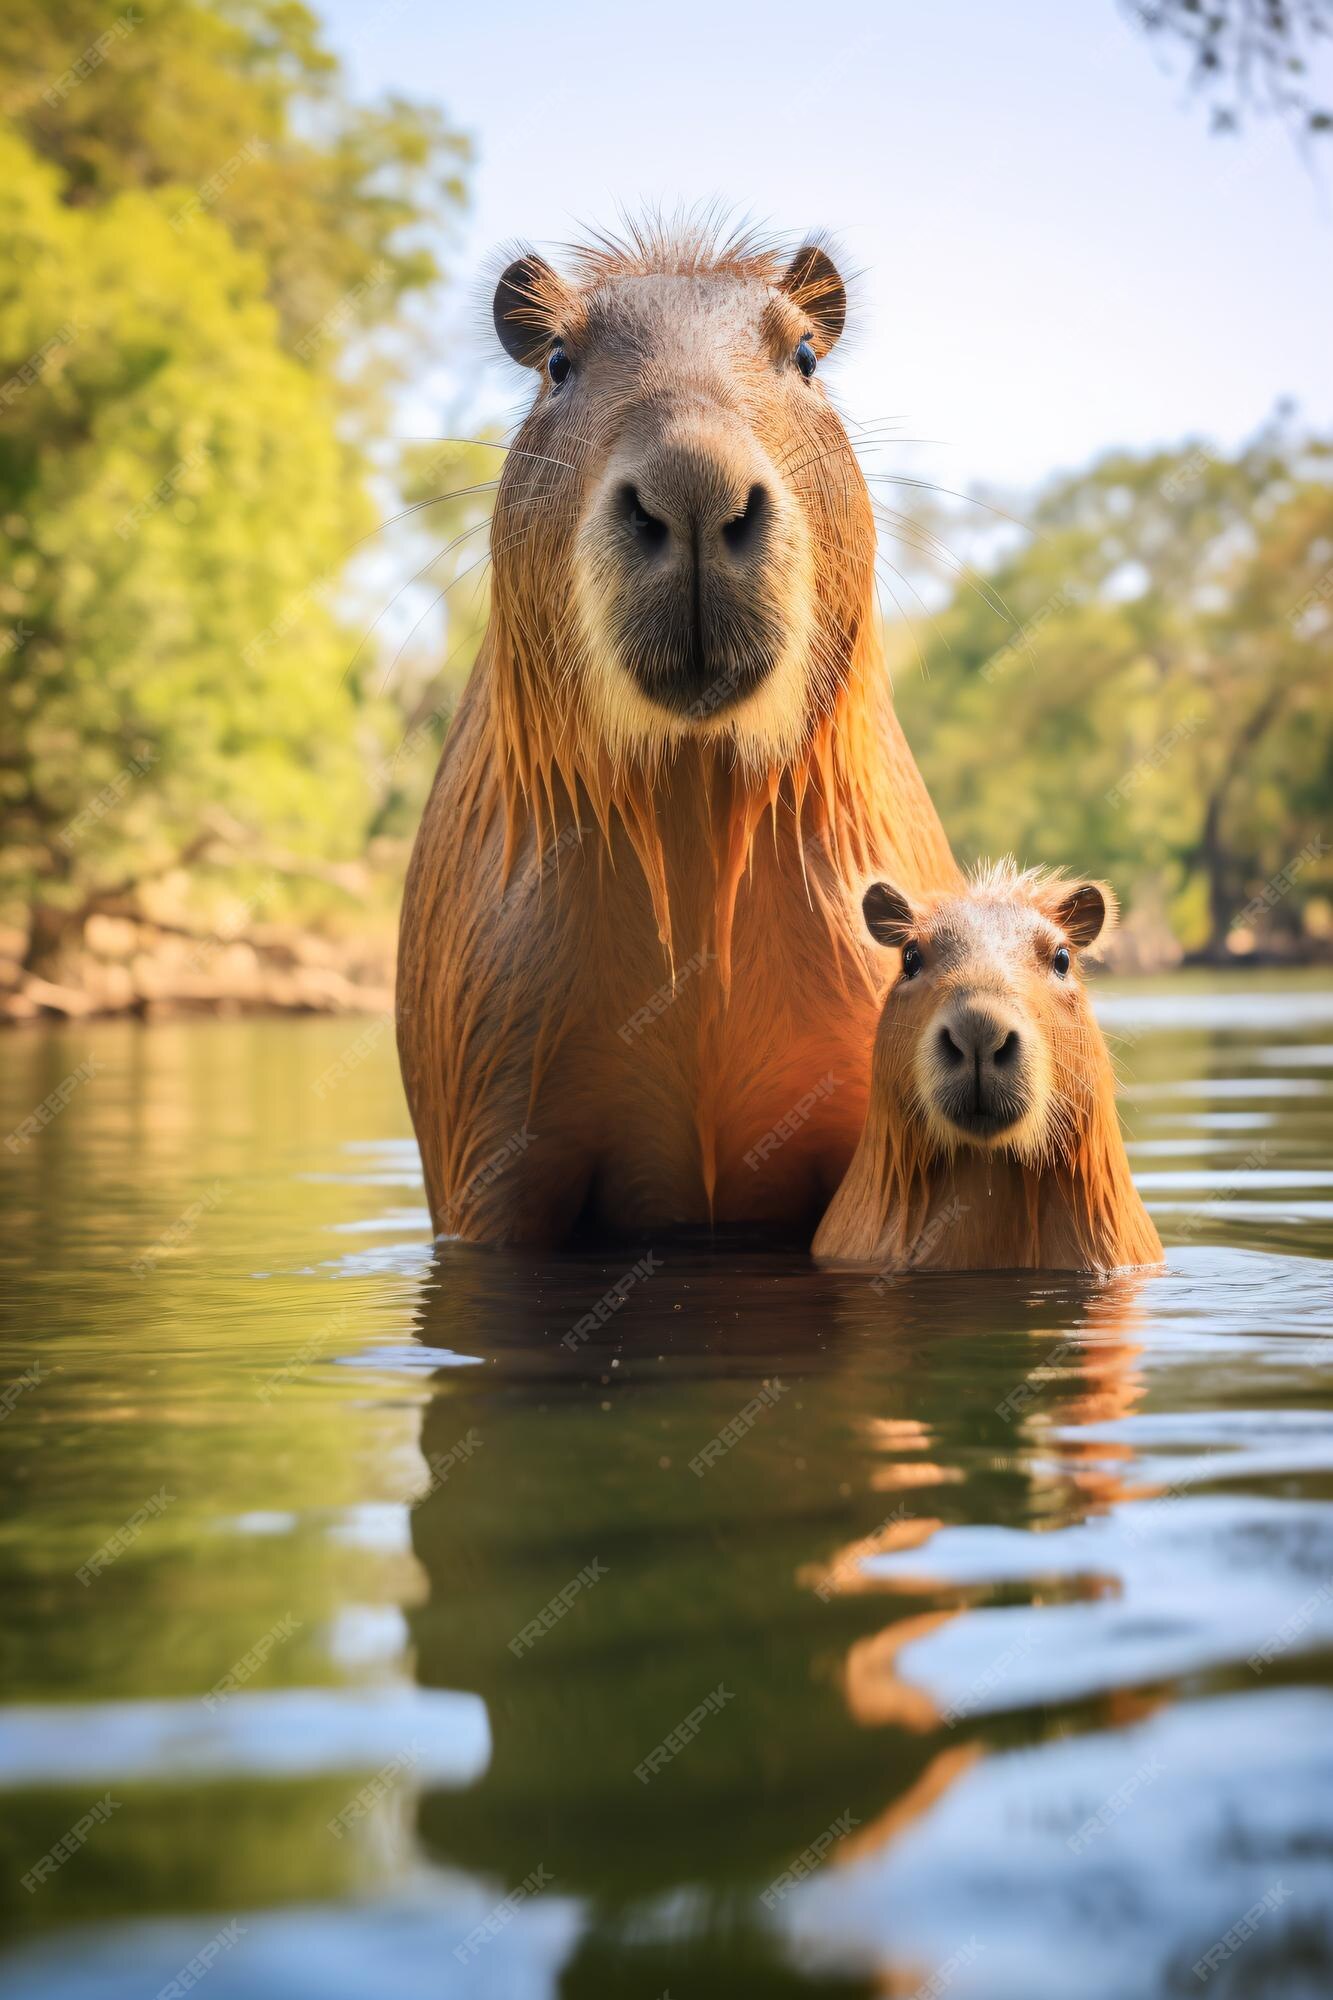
[547,344,572,388]
[1052,946,1071,978]
[901,941,923,979]
[795,336,817,380]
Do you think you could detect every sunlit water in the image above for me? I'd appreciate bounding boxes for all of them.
[1,972,1331,1998]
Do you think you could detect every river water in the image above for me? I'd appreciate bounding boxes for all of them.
[1,973,1331,1998]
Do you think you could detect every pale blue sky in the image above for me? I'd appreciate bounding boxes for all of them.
[320,0,1331,497]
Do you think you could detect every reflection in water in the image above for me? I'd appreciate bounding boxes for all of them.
[0,978,1332,1997]
[399,1243,1332,1995]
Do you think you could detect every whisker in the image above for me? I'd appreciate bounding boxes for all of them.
[349,482,501,550]
[389,437,576,473]
[863,473,1032,534]
[873,554,952,668]
[341,518,493,688]
[873,504,1022,633]
[373,530,529,695]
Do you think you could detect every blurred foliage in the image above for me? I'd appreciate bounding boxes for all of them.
[362,434,499,845]
[893,419,1333,957]
[1121,0,1333,137]
[0,0,469,380]
[0,1,476,968]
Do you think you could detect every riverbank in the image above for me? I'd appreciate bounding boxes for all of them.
[3,914,1328,1025]
[0,910,395,1024]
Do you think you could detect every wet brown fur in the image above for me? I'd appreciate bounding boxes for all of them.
[813,863,1165,1273]
[397,219,958,1244]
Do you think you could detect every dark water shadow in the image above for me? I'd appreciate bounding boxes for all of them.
[402,1234,1152,1988]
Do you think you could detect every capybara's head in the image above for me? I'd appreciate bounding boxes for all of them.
[860,863,1116,1162]
[489,222,870,770]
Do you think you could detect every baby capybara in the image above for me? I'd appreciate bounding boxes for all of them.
[813,862,1163,1274]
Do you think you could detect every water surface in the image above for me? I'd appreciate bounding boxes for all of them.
[1,971,1331,1997]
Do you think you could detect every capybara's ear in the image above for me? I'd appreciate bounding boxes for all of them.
[862,880,917,948]
[1052,881,1117,948]
[780,243,847,354]
[493,252,563,366]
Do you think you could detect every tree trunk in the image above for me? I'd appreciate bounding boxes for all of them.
[1199,793,1233,961]
[22,901,84,980]
[1194,686,1288,960]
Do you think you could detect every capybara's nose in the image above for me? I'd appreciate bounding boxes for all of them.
[937,1007,1022,1080]
[932,1001,1028,1139]
[597,426,787,714]
[615,457,773,567]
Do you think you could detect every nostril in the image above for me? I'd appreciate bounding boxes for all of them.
[937,1024,966,1067]
[619,484,668,554]
[720,482,769,556]
[992,1031,1020,1069]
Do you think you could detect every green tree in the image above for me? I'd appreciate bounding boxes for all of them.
[0,124,376,961]
[0,2,473,976]
[0,0,469,377]
[893,423,1333,957]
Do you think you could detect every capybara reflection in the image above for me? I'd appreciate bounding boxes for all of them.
[813,863,1163,1273]
[398,219,957,1244]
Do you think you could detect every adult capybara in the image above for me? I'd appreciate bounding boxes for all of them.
[397,219,957,1244]
[813,864,1163,1272]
